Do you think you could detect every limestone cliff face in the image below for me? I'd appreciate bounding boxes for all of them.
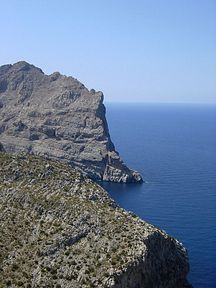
[0,152,191,288]
[0,61,142,183]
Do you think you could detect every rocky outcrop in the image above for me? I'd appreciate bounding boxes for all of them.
[0,61,142,183]
[0,152,191,287]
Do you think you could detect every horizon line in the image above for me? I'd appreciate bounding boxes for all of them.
[104,101,216,105]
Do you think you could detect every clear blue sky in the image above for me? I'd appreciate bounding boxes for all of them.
[1,0,216,103]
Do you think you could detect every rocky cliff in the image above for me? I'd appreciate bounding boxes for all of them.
[0,61,142,183]
[0,152,191,288]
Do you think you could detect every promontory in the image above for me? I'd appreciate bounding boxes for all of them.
[0,61,141,183]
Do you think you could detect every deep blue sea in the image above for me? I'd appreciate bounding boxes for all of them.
[102,103,216,288]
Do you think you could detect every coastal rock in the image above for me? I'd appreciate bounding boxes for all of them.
[0,152,191,287]
[0,61,142,183]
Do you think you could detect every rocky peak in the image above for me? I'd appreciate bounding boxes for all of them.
[12,60,35,71]
[0,61,142,183]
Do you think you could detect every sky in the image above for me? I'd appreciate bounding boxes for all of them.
[0,0,216,104]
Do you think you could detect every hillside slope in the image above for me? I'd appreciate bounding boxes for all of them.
[0,152,191,287]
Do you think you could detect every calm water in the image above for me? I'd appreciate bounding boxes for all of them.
[102,103,216,288]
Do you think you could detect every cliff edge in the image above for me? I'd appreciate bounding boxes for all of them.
[0,152,191,287]
[0,61,142,183]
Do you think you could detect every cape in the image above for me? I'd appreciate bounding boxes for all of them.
[0,61,142,183]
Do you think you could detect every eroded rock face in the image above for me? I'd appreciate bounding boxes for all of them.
[0,153,191,288]
[0,61,142,183]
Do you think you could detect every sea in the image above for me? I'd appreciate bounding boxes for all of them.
[101,103,216,288]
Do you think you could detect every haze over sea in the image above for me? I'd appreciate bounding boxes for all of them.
[102,103,216,288]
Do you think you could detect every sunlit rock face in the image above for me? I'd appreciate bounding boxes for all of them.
[0,61,142,183]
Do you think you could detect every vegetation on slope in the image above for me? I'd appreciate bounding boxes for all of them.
[0,152,190,288]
